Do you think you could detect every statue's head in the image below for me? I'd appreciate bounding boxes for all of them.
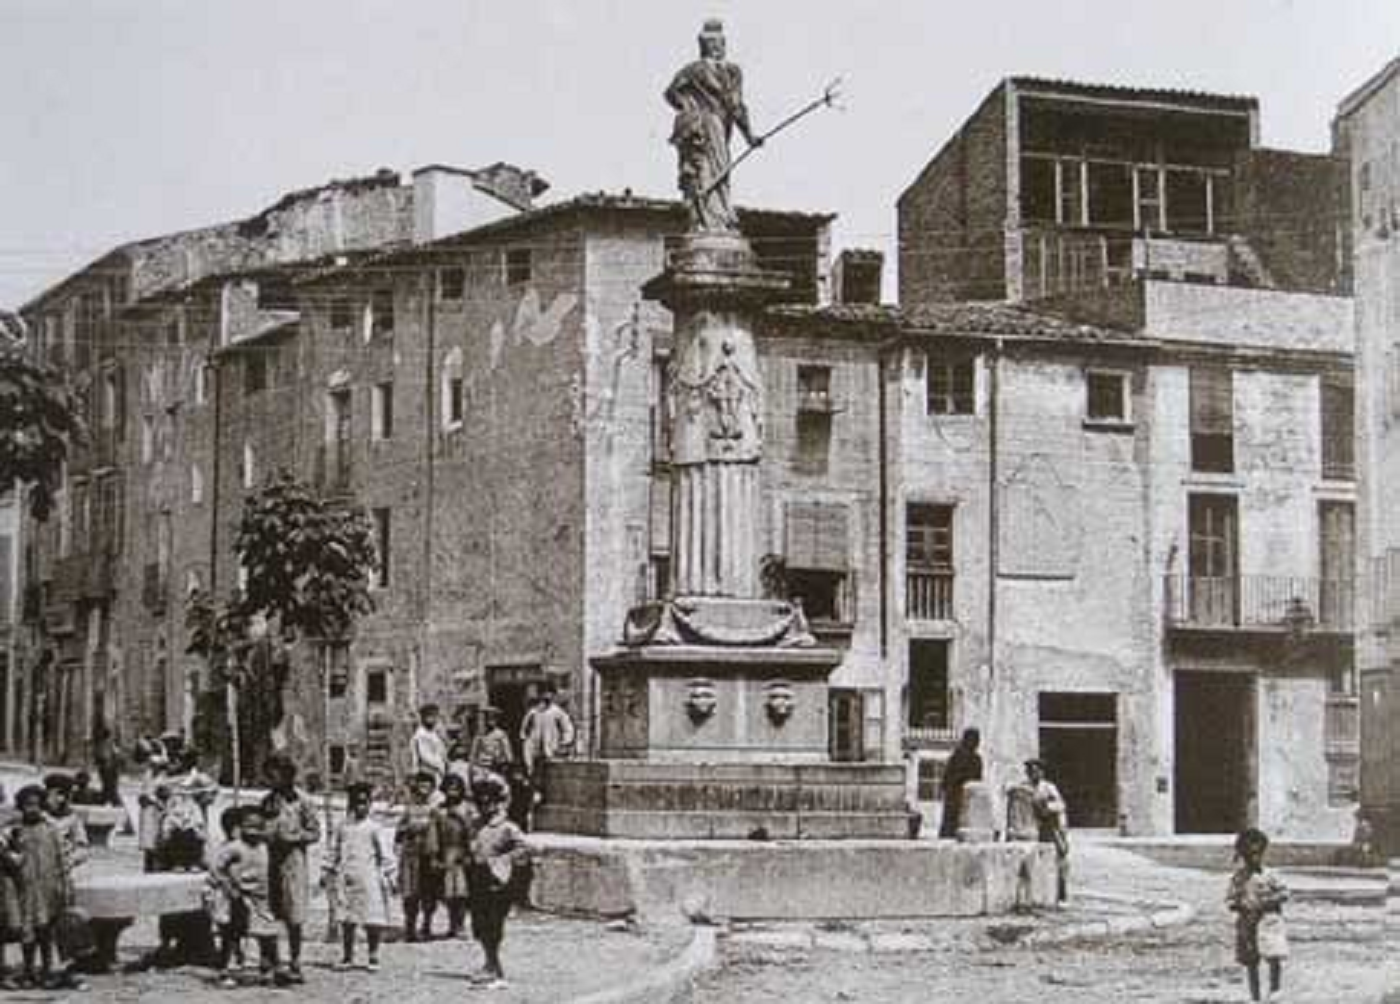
[698,19,726,60]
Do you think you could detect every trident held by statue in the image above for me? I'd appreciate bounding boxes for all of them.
[700,77,844,198]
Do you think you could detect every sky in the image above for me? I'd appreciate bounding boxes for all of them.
[1,0,1397,307]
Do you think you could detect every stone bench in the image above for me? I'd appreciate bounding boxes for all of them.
[73,872,206,970]
[75,805,129,850]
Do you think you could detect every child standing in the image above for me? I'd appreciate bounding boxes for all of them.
[261,755,320,985]
[467,776,530,989]
[210,808,281,987]
[395,771,441,942]
[323,782,395,971]
[1227,827,1290,1003]
[42,774,89,875]
[1,786,72,989]
[207,806,247,984]
[428,773,474,938]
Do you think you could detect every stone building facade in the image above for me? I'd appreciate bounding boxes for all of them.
[13,164,542,764]
[896,78,1358,838]
[1335,57,1400,854]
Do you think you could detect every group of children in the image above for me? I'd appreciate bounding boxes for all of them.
[204,756,529,989]
[0,774,91,990]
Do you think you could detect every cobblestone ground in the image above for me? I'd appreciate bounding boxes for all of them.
[686,843,1394,1004]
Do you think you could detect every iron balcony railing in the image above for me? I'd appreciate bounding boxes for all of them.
[906,569,954,621]
[1164,575,1354,632]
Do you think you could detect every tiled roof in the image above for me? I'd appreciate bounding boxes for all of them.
[1010,76,1258,112]
[768,301,1149,347]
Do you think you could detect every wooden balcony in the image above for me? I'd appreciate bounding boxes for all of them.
[1164,575,1354,633]
[906,569,954,622]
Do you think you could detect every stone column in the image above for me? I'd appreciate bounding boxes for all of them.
[651,235,787,602]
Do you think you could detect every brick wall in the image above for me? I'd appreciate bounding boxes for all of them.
[898,83,1010,305]
[1231,148,1350,295]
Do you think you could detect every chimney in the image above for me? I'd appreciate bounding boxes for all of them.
[412,163,550,244]
[832,249,884,305]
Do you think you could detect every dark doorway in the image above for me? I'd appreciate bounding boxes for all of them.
[1038,692,1118,828]
[1175,671,1254,833]
[487,664,547,763]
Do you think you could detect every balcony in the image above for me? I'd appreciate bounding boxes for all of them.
[1164,575,1354,633]
[906,569,954,621]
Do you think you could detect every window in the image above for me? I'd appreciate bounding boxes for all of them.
[1319,501,1355,630]
[784,502,851,625]
[442,347,464,429]
[325,388,352,490]
[796,365,832,411]
[505,248,532,286]
[1021,158,1057,224]
[439,267,465,301]
[1321,376,1354,480]
[926,352,975,416]
[141,415,155,464]
[1187,494,1238,626]
[1085,370,1130,424]
[1135,167,1164,232]
[330,297,353,333]
[72,480,90,547]
[190,464,204,505]
[243,354,267,395]
[1166,170,1211,234]
[1190,367,1233,473]
[101,371,118,430]
[907,639,950,733]
[372,507,391,588]
[372,382,395,441]
[365,667,389,705]
[193,362,208,406]
[1058,159,1085,226]
[906,503,954,620]
[1086,162,1134,229]
[369,289,394,338]
[242,442,256,489]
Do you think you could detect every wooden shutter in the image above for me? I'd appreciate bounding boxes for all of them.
[1190,367,1232,435]
[785,502,849,571]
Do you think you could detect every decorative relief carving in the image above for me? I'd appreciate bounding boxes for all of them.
[764,681,795,726]
[684,678,718,724]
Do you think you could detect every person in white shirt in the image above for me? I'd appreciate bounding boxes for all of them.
[521,690,575,805]
[409,704,448,784]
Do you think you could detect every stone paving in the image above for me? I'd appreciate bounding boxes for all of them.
[686,840,1393,1003]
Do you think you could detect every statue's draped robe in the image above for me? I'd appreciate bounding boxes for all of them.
[667,58,749,233]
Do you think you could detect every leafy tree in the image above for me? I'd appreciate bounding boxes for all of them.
[234,470,377,644]
[0,342,85,519]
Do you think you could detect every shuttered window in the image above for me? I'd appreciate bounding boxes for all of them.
[785,502,849,571]
[1190,367,1233,473]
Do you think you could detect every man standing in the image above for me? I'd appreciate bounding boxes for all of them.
[410,704,448,784]
[521,690,575,806]
[1025,758,1070,903]
[938,728,984,840]
[664,19,762,233]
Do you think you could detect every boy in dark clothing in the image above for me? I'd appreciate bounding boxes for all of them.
[467,777,530,988]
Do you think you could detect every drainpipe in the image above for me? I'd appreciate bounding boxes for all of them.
[986,338,1003,776]
[878,345,890,661]
[421,272,437,707]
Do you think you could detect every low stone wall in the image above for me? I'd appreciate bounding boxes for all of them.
[530,835,1059,924]
[538,760,910,840]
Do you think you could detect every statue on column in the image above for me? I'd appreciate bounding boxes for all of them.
[665,19,763,234]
